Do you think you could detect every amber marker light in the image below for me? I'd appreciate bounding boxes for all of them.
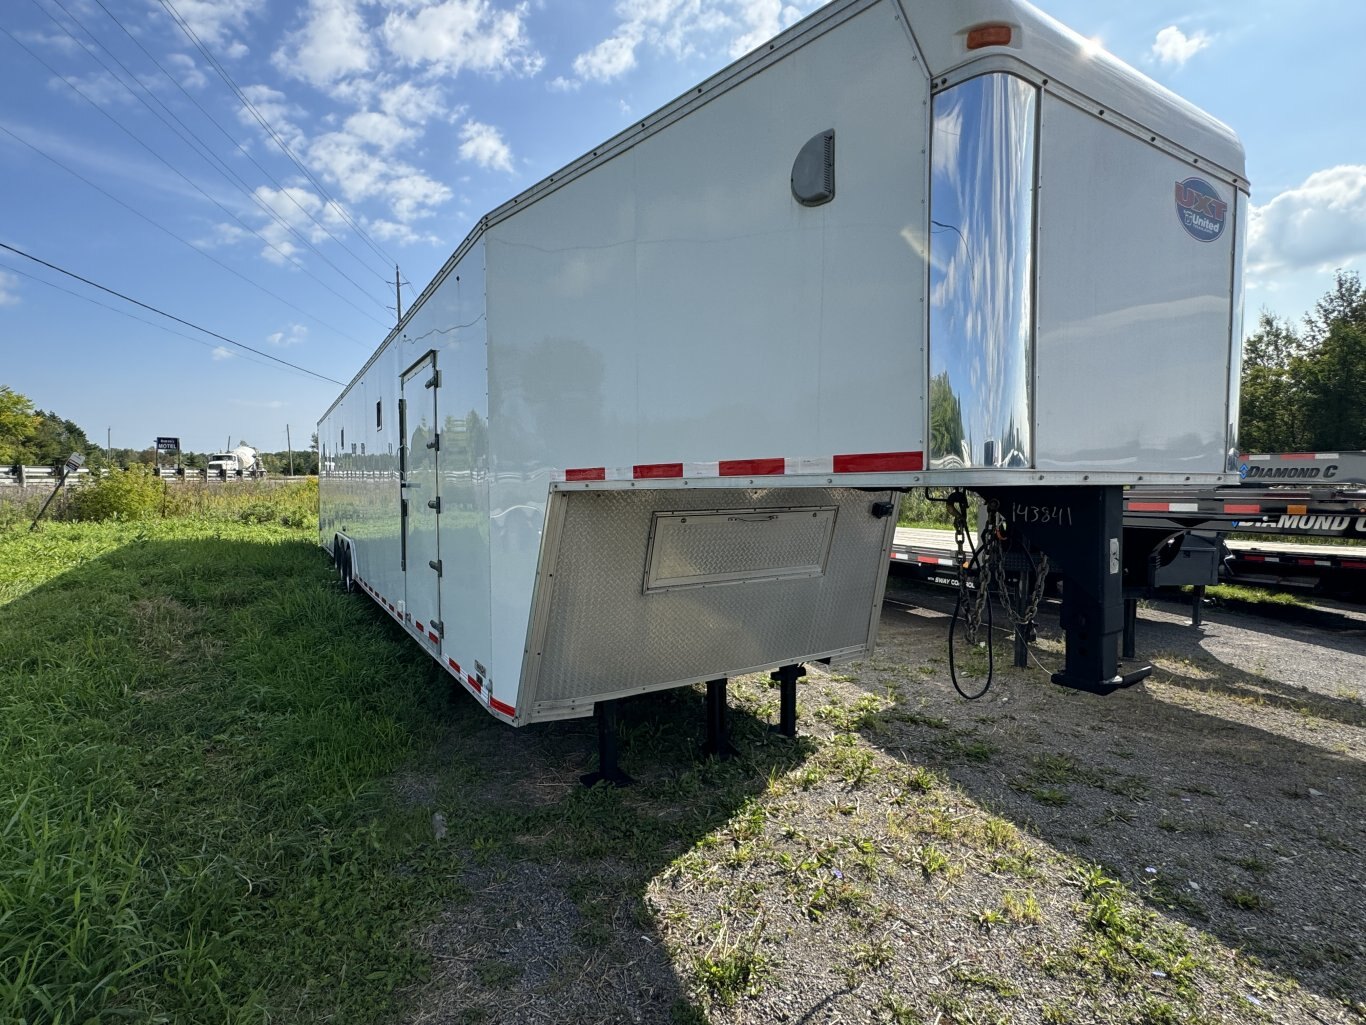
[966,24,1013,49]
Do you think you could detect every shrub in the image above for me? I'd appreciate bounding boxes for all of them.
[69,466,165,522]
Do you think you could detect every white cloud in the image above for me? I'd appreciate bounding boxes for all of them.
[170,0,264,51]
[547,75,581,93]
[306,129,452,222]
[728,0,808,58]
[1151,25,1211,67]
[272,0,375,88]
[49,70,139,108]
[165,53,207,90]
[267,324,309,347]
[380,0,542,77]
[211,346,235,360]
[1248,165,1366,276]
[570,0,815,84]
[247,184,348,264]
[458,119,514,173]
[0,271,20,307]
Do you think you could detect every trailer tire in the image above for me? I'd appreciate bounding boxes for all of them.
[335,537,355,592]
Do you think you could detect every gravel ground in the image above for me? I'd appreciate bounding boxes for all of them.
[402,578,1366,1025]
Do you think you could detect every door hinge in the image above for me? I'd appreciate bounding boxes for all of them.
[427,496,441,513]
[429,559,442,576]
[426,432,440,451]
[424,370,440,389]
[401,498,409,517]
[429,619,444,638]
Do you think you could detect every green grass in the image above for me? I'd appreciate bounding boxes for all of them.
[0,509,462,1023]
[1182,583,1308,608]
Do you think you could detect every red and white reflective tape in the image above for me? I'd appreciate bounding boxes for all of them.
[1223,503,1261,514]
[356,576,515,719]
[1128,501,1200,513]
[555,450,924,483]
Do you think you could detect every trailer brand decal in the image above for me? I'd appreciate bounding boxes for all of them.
[1274,514,1366,532]
[1240,462,1338,480]
[1174,177,1227,242]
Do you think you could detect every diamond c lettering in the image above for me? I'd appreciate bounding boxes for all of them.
[1174,177,1227,242]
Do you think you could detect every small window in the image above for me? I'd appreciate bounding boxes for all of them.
[376,400,383,431]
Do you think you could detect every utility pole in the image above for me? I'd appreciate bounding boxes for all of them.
[395,264,403,327]
[286,424,294,477]
[106,427,111,465]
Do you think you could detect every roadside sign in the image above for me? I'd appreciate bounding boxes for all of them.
[155,436,180,453]
[64,452,85,473]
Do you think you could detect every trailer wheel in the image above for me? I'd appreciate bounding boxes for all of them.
[335,538,355,592]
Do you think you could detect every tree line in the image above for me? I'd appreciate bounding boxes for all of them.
[0,387,319,475]
[1238,269,1365,453]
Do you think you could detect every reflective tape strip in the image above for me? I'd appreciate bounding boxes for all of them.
[490,697,515,717]
[1129,502,1169,512]
[720,457,785,476]
[833,451,924,473]
[554,451,927,481]
[563,467,605,481]
[1224,504,1261,514]
[1169,503,1200,512]
[466,674,482,693]
[428,631,439,643]
[633,462,684,479]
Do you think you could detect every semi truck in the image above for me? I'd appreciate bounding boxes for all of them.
[318,0,1246,779]
[206,445,261,478]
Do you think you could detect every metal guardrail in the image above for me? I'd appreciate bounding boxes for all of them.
[0,466,282,487]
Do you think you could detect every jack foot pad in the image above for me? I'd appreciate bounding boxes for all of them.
[1050,662,1153,695]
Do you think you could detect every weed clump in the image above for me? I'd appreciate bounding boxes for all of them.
[69,465,164,521]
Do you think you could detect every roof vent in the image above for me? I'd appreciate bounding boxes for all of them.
[791,130,835,207]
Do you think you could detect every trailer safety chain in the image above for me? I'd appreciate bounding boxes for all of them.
[986,510,1050,630]
[947,491,995,700]
[945,495,1051,700]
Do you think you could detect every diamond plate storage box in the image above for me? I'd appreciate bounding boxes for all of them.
[318,0,1246,726]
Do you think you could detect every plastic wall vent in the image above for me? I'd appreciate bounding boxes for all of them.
[791,130,835,207]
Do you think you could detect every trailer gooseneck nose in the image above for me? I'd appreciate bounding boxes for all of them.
[317,0,1245,780]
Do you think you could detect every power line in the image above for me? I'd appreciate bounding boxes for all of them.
[0,256,322,383]
[157,0,399,271]
[38,0,390,314]
[0,119,373,349]
[3,20,391,329]
[0,241,345,386]
[80,0,398,296]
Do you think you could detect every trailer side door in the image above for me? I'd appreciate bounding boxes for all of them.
[401,352,443,644]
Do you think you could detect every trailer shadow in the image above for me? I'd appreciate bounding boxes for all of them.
[1,532,812,1025]
[858,583,1366,1009]
[389,644,819,1025]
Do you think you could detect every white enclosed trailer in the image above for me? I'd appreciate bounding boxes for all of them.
[319,0,1246,766]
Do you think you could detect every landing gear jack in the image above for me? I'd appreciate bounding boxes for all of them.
[702,678,739,760]
[980,485,1153,695]
[769,663,804,738]
[581,699,633,788]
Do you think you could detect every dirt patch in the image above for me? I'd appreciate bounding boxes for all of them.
[400,581,1366,1024]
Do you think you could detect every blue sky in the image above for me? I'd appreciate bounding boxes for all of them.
[2,0,1362,455]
